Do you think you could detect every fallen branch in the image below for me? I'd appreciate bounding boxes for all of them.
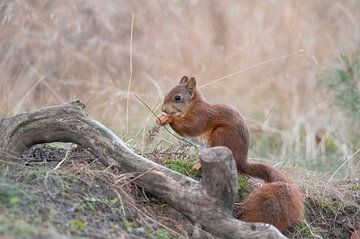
[0,100,286,239]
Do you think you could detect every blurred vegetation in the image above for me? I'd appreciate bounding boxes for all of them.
[321,52,360,147]
[247,52,360,178]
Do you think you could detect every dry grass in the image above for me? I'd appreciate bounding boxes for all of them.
[0,0,359,204]
[1,143,358,239]
[0,143,218,238]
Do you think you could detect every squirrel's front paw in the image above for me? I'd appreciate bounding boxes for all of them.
[156,114,172,126]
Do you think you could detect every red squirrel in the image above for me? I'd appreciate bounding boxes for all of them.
[156,76,304,231]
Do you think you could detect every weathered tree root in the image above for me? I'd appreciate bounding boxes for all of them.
[0,100,287,239]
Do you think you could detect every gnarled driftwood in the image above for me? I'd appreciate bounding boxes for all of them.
[0,100,287,239]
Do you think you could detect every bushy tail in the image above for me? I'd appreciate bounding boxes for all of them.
[242,162,290,183]
[236,163,304,231]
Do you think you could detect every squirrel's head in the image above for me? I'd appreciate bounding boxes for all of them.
[161,76,197,116]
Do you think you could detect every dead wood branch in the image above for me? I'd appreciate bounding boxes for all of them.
[0,100,287,239]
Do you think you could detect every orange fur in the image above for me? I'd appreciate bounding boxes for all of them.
[157,76,304,231]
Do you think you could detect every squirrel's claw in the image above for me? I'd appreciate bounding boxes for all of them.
[156,114,171,126]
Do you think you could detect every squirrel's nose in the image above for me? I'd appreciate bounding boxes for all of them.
[161,105,167,113]
[161,105,170,114]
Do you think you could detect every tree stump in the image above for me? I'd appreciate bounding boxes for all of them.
[0,100,287,239]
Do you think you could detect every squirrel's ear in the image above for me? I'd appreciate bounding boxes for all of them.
[179,76,189,85]
[186,77,196,95]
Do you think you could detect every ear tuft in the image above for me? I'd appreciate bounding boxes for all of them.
[187,77,196,89]
[187,77,196,95]
[179,76,189,85]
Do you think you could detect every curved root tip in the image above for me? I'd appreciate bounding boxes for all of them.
[71,99,86,109]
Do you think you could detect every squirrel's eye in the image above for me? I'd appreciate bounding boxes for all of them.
[174,95,182,102]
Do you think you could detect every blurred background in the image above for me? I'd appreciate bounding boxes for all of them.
[0,0,359,178]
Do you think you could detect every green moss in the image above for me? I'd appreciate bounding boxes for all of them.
[0,183,24,207]
[346,182,360,191]
[122,218,175,239]
[62,175,76,193]
[69,219,87,231]
[0,159,177,239]
[237,175,249,200]
[110,197,119,205]
[164,159,200,178]
[122,218,134,233]
[148,228,174,239]
[23,167,43,181]
[0,214,37,238]
[76,196,103,212]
